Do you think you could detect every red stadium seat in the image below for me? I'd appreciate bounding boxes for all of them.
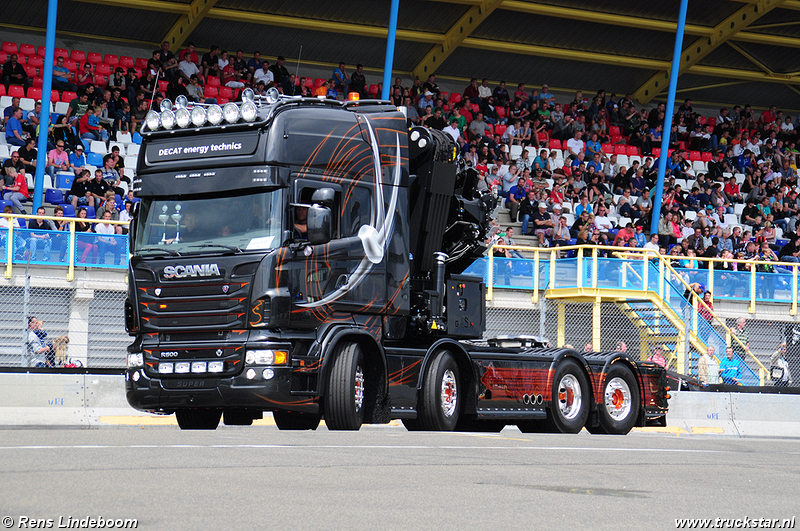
[461,109,472,123]
[701,152,712,162]
[61,91,77,103]
[470,103,480,114]
[626,146,639,156]
[8,86,25,97]
[696,116,707,125]
[119,56,134,68]
[496,106,506,118]
[652,148,661,157]
[24,65,37,77]
[204,86,218,98]
[549,139,562,150]
[219,87,233,99]
[537,132,548,143]
[217,97,230,105]
[449,93,462,104]
[613,145,626,155]
[19,44,36,58]
[206,76,220,87]
[51,90,60,102]
[94,75,107,87]
[103,54,119,66]
[707,117,716,127]
[28,55,43,68]
[62,59,77,72]
[54,48,69,59]
[601,143,613,153]
[157,80,169,93]
[368,84,380,97]
[610,135,623,144]
[135,57,148,70]
[70,50,86,62]
[0,86,5,97]
[87,52,103,65]
[303,77,313,88]
[0,51,6,63]
[95,63,111,76]
[27,88,42,100]
[314,78,325,88]
[494,125,507,137]
[31,77,43,88]
[689,151,702,161]
[2,42,18,54]
[609,125,621,136]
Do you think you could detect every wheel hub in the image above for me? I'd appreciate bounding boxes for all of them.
[557,374,582,420]
[604,377,632,421]
[440,369,458,418]
[354,365,364,411]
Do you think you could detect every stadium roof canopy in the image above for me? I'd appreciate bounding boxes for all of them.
[6,0,800,110]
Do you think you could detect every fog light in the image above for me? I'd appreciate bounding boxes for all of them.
[175,362,190,374]
[190,106,206,127]
[145,110,160,131]
[159,362,174,374]
[191,361,207,373]
[223,103,240,123]
[241,101,257,122]
[132,371,140,382]
[127,353,143,368]
[208,361,224,373]
[175,108,191,128]
[207,104,223,125]
[245,368,256,380]
[160,109,176,130]
[262,369,274,380]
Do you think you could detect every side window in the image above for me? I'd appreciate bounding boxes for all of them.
[342,186,372,237]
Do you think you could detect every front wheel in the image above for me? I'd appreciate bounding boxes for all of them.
[548,359,590,434]
[324,342,365,431]
[417,351,461,431]
[596,364,640,435]
[176,408,221,430]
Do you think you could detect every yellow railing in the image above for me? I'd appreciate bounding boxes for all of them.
[1,213,129,281]
[487,243,772,384]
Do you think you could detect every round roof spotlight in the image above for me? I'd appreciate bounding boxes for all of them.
[207,104,223,125]
[175,95,188,109]
[175,108,191,128]
[190,106,207,127]
[145,110,160,131]
[160,99,173,112]
[410,130,420,142]
[418,138,428,149]
[266,87,280,105]
[242,88,255,102]
[160,109,176,130]
[241,101,257,122]
[223,102,240,124]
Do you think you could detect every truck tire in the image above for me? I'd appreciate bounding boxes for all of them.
[417,351,460,431]
[273,410,321,430]
[324,342,365,431]
[595,364,640,435]
[176,408,221,430]
[548,359,590,434]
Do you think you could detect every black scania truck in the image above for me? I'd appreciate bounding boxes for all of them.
[124,93,667,433]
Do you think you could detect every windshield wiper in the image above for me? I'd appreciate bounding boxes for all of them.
[186,243,243,253]
[136,246,182,256]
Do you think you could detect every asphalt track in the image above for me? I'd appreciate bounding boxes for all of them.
[0,425,797,531]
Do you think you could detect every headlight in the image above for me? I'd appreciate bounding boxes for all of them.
[190,106,206,127]
[246,349,273,365]
[175,362,190,374]
[175,108,191,128]
[241,101,257,122]
[207,104,223,125]
[145,110,160,131]
[208,361,224,373]
[127,353,143,368]
[160,109,176,130]
[158,362,174,374]
[223,103,240,123]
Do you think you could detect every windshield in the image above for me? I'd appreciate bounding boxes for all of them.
[133,190,284,255]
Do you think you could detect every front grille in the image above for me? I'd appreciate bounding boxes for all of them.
[137,280,252,331]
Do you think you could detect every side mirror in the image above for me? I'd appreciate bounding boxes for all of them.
[311,187,336,209]
[307,205,332,245]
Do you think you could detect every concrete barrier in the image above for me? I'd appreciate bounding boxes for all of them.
[729,392,800,438]
[666,391,739,436]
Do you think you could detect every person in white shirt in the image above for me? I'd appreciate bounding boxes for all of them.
[592,204,614,243]
[566,130,585,159]
[95,210,123,265]
[643,232,661,251]
[254,63,274,86]
[444,118,463,147]
[178,57,200,83]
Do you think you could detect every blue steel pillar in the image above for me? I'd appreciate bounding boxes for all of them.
[32,0,59,213]
[649,0,689,236]
[380,0,400,101]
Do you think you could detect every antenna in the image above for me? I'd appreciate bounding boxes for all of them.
[295,46,302,78]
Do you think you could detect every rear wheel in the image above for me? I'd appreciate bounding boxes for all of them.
[596,364,640,435]
[549,359,590,434]
[417,351,460,431]
[324,342,365,431]
[273,410,321,430]
[176,408,221,430]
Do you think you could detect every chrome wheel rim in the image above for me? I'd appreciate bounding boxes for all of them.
[604,377,631,421]
[440,369,458,418]
[557,374,582,420]
[354,365,364,411]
